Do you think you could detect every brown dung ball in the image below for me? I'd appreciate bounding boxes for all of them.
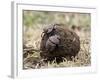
[40,24,80,63]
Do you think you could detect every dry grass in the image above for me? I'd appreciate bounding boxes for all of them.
[23,28,91,69]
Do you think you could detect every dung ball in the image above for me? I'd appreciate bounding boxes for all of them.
[40,24,80,63]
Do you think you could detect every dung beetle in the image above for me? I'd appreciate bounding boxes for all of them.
[41,24,57,38]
